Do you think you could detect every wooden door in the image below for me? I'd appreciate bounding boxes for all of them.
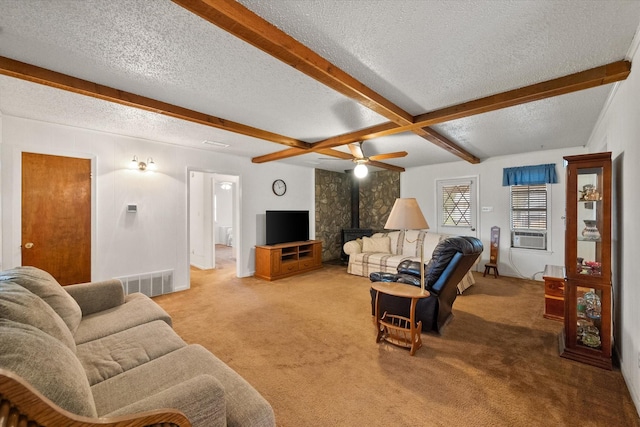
[22,153,91,285]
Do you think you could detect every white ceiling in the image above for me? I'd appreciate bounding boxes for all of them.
[1,0,639,173]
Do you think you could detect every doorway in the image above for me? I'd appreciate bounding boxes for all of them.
[188,171,239,278]
[21,152,92,285]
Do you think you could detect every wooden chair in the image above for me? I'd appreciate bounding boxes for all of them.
[483,226,500,278]
[0,368,191,427]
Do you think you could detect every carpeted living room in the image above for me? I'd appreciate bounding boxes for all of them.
[153,246,639,426]
[3,1,640,426]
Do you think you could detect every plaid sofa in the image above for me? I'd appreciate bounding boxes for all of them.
[343,230,478,294]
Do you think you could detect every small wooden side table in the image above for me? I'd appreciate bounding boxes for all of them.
[542,264,565,321]
[371,282,431,356]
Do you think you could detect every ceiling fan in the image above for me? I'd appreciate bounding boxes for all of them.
[346,141,407,178]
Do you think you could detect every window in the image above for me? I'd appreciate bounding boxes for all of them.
[510,184,549,250]
[441,183,472,227]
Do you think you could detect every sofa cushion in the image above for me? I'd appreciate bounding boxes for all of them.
[77,320,187,385]
[91,344,275,427]
[399,230,422,256]
[348,253,410,277]
[0,281,76,352]
[73,293,172,345]
[104,375,227,427]
[0,266,82,334]
[396,260,422,276]
[375,231,404,255]
[362,236,391,253]
[0,319,97,417]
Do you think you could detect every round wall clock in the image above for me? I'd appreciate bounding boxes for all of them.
[272,179,286,196]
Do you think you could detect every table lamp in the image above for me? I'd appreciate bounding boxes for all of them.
[384,198,430,293]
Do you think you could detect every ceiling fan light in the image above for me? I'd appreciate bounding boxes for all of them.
[354,163,368,178]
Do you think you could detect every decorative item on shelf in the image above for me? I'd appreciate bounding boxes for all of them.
[581,220,601,240]
[580,184,601,201]
[582,332,602,348]
[584,261,601,276]
[580,184,594,201]
[577,296,586,317]
[584,290,601,320]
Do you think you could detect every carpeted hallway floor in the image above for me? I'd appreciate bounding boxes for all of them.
[154,248,640,426]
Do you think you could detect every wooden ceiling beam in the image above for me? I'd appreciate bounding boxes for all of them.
[252,147,308,163]
[175,0,471,166]
[414,127,480,164]
[311,60,632,151]
[409,60,632,131]
[0,56,311,150]
[172,0,414,126]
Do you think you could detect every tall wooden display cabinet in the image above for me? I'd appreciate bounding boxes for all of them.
[560,152,612,370]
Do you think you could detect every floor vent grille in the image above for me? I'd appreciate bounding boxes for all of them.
[117,270,174,297]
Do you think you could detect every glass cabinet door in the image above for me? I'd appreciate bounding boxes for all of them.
[575,167,604,278]
[565,154,611,283]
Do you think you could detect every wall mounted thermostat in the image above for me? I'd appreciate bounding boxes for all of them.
[127,204,138,213]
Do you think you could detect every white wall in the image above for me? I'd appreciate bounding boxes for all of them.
[586,29,640,416]
[403,146,587,279]
[189,171,214,269]
[0,115,315,289]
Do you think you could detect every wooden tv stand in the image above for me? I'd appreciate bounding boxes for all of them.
[254,240,322,280]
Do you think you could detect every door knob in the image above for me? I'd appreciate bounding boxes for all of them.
[24,242,34,249]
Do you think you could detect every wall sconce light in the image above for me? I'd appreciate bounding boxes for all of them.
[130,155,157,171]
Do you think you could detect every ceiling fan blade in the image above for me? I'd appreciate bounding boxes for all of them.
[367,160,406,172]
[348,142,364,159]
[316,148,354,160]
[368,151,408,161]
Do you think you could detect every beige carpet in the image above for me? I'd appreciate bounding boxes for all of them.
[154,251,639,427]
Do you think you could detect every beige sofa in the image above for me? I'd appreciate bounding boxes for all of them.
[0,266,275,427]
[343,230,477,294]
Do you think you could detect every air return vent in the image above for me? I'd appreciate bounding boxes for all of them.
[117,270,174,297]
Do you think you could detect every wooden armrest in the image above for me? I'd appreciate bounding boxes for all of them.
[0,369,191,427]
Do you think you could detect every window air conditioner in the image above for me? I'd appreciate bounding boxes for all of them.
[512,230,546,250]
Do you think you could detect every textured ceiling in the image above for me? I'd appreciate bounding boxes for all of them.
[1,0,639,173]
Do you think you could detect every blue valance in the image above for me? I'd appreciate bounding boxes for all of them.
[502,163,558,186]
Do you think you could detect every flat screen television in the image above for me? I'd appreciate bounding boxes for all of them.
[266,210,309,245]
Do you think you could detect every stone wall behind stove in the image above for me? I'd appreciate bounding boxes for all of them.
[315,169,399,262]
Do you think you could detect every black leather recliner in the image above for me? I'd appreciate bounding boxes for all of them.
[369,236,483,334]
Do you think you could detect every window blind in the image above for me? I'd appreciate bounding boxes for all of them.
[441,184,471,227]
[511,185,547,229]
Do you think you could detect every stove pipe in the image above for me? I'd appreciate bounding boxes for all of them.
[350,171,359,228]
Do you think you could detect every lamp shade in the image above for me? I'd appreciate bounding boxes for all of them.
[384,198,429,230]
